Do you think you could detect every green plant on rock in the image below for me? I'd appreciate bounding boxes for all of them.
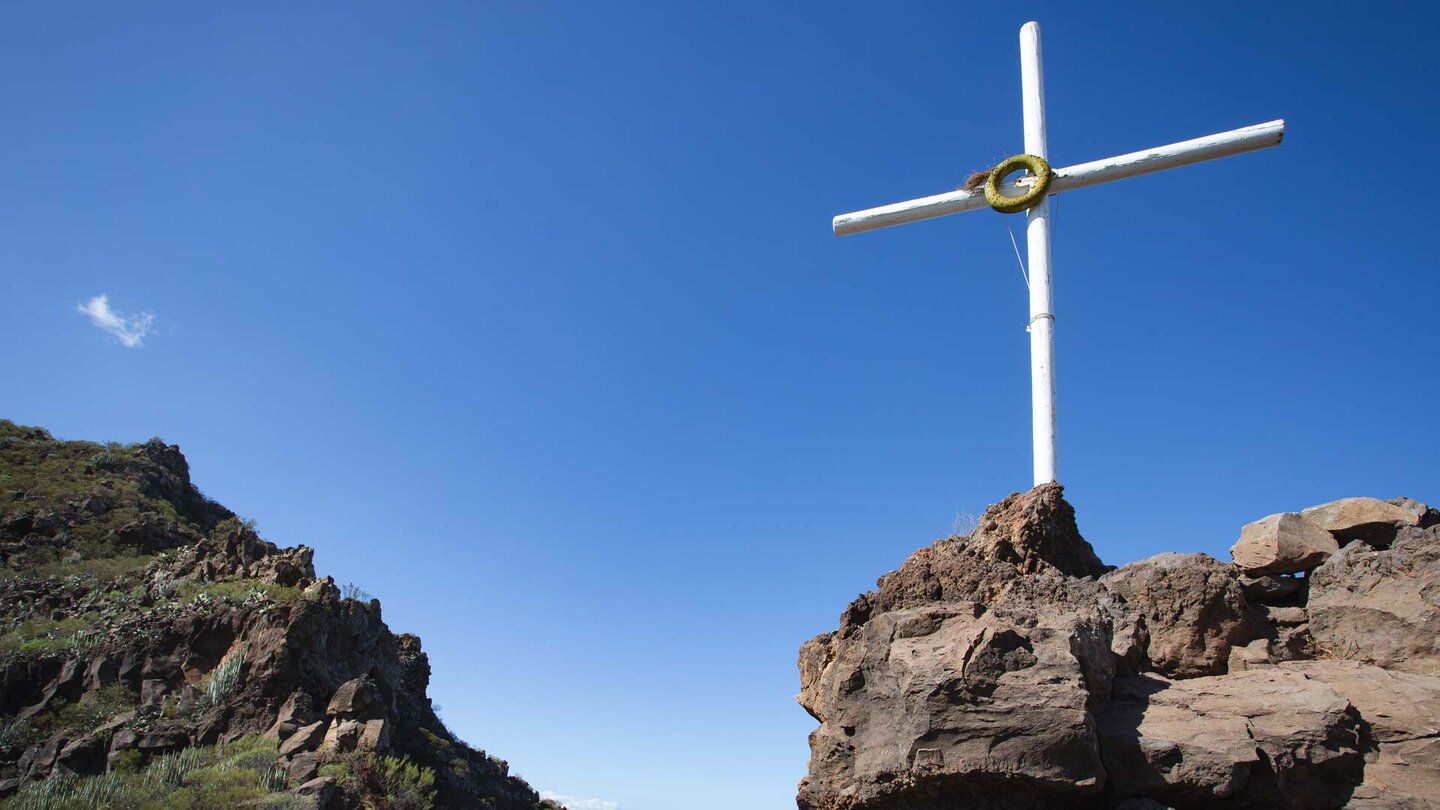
[341,582,373,602]
[202,648,245,707]
[144,746,204,791]
[0,716,23,748]
[255,795,317,810]
[2,735,294,809]
[12,684,136,748]
[372,754,437,810]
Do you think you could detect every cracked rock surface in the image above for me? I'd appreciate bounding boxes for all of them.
[798,485,1440,810]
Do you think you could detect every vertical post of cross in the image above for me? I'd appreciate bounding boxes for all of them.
[1020,21,1057,486]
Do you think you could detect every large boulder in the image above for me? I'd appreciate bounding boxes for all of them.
[1102,553,1257,678]
[1302,498,1423,549]
[1280,661,1440,809]
[1097,669,1365,808]
[1231,512,1339,576]
[797,485,1116,810]
[1307,525,1440,674]
[797,601,1112,810]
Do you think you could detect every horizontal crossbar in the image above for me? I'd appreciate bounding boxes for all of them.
[832,119,1285,236]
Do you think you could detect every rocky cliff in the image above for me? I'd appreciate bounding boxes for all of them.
[0,420,561,809]
[798,484,1440,810]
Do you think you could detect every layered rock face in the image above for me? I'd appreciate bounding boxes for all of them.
[0,421,552,809]
[798,488,1440,810]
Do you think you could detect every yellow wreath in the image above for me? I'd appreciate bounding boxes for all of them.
[984,154,1053,214]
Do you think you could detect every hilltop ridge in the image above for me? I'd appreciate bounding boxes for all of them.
[0,420,561,809]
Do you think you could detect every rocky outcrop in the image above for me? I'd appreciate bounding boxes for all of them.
[798,485,1115,810]
[798,487,1440,810]
[0,421,552,809]
[1308,525,1440,674]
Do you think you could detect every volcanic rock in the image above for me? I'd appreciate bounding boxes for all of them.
[797,485,1115,810]
[1231,512,1339,575]
[1097,668,1364,807]
[1307,525,1440,673]
[1280,661,1440,809]
[1102,552,1257,678]
[1303,497,1422,549]
[799,486,1440,810]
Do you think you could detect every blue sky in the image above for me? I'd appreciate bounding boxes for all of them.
[3,3,1437,809]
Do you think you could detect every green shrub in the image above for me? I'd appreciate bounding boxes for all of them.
[341,582,373,602]
[0,616,98,657]
[109,748,144,773]
[10,684,135,747]
[2,736,289,809]
[372,755,436,810]
[255,795,316,810]
[0,717,22,747]
[23,553,156,583]
[173,577,300,606]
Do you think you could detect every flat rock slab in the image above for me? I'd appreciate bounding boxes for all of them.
[1280,661,1440,808]
[1098,669,1364,808]
[1303,498,1421,549]
[1232,512,1338,576]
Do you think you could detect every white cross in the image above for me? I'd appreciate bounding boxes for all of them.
[833,21,1284,487]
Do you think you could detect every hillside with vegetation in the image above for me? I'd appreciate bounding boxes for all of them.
[0,420,561,810]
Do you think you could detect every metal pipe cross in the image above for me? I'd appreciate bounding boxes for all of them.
[832,21,1285,486]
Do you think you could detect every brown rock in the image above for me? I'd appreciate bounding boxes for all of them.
[1304,498,1422,549]
[294,775,336,806]
[325,676,383,720]
[55,736,105,776]
[356,718,389,753]
[1281,661,1440,809]
[85,656,117,691]
[323,719,362,753]
[959,483,1107,578]
[1097,669,1364,807]
[269,690,320,740]
[286,751,322,784]
[1391,498,1440,529]
[1227,638,1275,672]
[1232,512,1339,575]
[1254,604,1308,627]
[136,732,186,754]
[797,597,1113,810]
[1241,573,1306,605]
[108,729,138,752]
[1273,624,1313,661]
[1308,526,1440,673]
[139,678,168,708]
[866,485,1107,620]
[278,720,328,757]
[1102,553,1257,678]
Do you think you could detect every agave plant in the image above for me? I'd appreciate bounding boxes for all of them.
[203,648,246,707]
[144,746,203,790]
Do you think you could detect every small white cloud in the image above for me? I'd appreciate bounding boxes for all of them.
[540,791,620,810]
[77,294,155,348]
